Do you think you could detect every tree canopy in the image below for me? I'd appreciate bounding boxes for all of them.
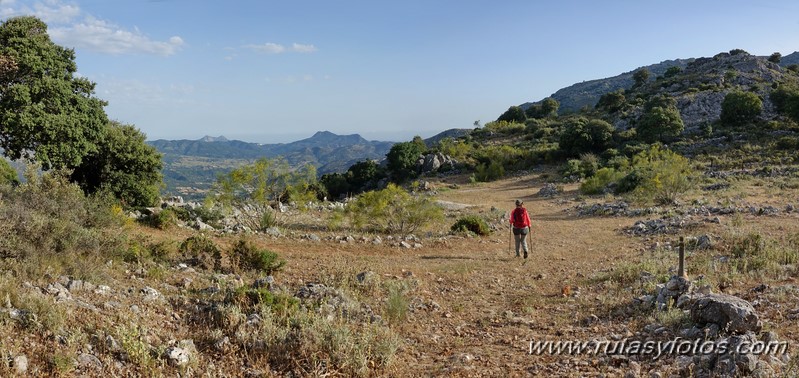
[559,117,615,156]
[0,16,108,170]
[497,105,526,123]
[386,140,424,181]
[632,68,651,89]
[0,16,162,206]
[637,105,684,143]
[70,122,163,207]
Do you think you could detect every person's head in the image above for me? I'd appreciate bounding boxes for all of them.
[515,199,523,207]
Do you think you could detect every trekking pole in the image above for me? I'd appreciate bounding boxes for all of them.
[508,216,512,255]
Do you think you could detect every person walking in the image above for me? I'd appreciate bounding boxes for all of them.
[509,199,532,258]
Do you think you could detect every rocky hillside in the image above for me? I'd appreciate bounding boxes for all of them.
[523,50,799,115]
[780,51,799,66]
[610,50,793,132]
[522,58,694,113]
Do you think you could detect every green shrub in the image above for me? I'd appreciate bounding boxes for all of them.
[636,103,684,143]
[385,283,409,324]
[616,170,643,194]
[451,215,491,235]
[628,145,694,205]
[148,240,177,262]
[776,136,799,150]
[472,161,504,182]
[0,159,18,186]
[230,286,298,316]
[720,90,762,125]
[231,238,286,274]
[179,234,222,270]
[436,137,473,160]
[560,159,583,179]
[172,205,224,227]
[0,169,126,270]
[259,209,278,230]
[144,208,178,230]
[579,153,599,177]
[346,184,443,235]
[580,168,625,195]
[559,117,615,156]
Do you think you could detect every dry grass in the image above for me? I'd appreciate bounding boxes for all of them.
[1,170,798,376]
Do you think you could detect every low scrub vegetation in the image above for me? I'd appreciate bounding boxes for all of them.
[450,215,492,236]
[342,184,443,235]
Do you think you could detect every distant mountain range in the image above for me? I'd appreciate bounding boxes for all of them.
[149,131,394,198]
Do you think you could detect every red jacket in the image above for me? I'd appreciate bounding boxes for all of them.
[510,207,531,228]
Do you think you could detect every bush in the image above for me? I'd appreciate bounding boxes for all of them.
[346,184,443,235]
[230,238,286,274]
[771,84,799,122]
[179,234,222,270]
[212,157,316,228]
[451,215,491,235]
[0,159,18,185]
[0,169,123,259]
[580,168,625,195]
[386,141,425,182]
[144,208,178,230]
[637,102,684,143]
[720,91,762,125]
[776,136,799,150]
[230,287,298,316]
[70,122,163,207]
[559,117,615,156]
[496,106,526,123]
[560,159,584,180]
[472,161,504,182]
[628,145,694,205]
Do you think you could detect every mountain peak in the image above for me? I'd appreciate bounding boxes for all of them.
[199,135,229,142]
[312,131,337,138]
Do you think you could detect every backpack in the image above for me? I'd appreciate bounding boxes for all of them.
[513,208,527,227]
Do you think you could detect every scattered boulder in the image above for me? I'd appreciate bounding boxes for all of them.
[537,183,561,197]
[165,340,196,367]
[655,275,694,310]
[13,355,28,375]
[77,353,103,370]
[263,227,282,237]
[140,287,161,301]
[165,346,191,366]
[626,217,696,236]
[417,152,456,174]
[252,276,275,291]
[690,294,761,334]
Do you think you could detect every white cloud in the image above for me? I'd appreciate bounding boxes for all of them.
[0,0,79,23]
[2,0,184,56]
[245,42,286,54]
[50,17,184,56]
[243,42,318,54]
[33,0,80,23]
[291,43,317,53]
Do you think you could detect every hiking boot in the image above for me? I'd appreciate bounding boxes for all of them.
[515,253,520,258]
[523,252,528,259]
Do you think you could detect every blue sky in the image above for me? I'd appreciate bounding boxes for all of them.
[2,0,798,142]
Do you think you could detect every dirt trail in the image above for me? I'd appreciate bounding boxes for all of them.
[270,174,644,376]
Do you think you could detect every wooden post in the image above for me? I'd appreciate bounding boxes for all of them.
[678,236,686,278]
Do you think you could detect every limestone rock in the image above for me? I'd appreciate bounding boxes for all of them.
[690,294,761,334]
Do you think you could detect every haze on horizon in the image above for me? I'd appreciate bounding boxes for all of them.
[2,0,798,143]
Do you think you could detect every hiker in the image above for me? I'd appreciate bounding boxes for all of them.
[509,199,532,258]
